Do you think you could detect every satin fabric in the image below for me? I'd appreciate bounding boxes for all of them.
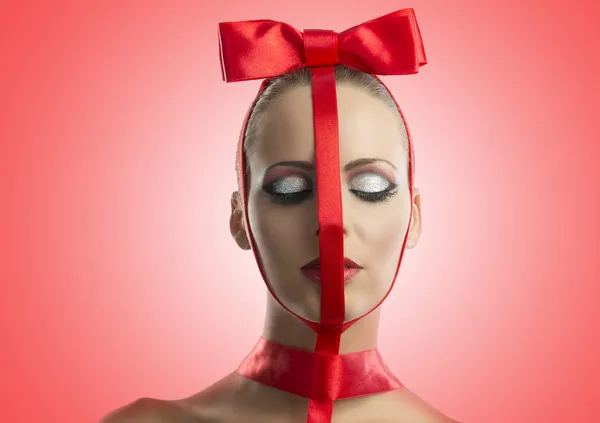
[219,8,426,82]
[237,337,402,401]
[218,8,427,422]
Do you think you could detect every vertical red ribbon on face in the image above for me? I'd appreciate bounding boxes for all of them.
[304,29,344,423]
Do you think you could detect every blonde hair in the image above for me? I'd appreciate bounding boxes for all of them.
[235,65,410,192]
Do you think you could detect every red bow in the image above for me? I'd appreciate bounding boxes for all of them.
[219,8,427,82]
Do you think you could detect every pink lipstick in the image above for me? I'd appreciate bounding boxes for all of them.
[300,257,362,283]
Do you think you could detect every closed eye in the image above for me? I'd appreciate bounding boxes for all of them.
[349,172,398,203]
[263,176,312,205]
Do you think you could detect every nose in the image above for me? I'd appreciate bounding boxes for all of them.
[315,209,350,238]
[314,185,355,238]
[315,225,347,237]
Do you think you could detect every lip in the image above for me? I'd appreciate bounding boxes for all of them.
[301,257,362,269]
[300,257,362,284]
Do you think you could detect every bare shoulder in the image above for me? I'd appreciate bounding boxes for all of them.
[337,387,461,423]
[392,387,462,423]
[99,373,244,423]
[99,397,212,423]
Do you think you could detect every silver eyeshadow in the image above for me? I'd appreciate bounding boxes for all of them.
[270,173,391,195]
[270,176,310,194]
[349,173,390,193]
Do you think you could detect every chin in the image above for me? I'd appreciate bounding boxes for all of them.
[343,298,373,322]
[298,296,372,323]
[280,280,385,323]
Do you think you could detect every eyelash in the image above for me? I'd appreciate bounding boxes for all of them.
[263,182,398,205]
[265,189,312,205]
[351,185,398,203]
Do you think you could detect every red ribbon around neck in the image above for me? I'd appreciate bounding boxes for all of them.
[237,337,402,401]
[219,8,427,423]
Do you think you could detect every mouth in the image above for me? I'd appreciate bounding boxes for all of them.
[302,257,362,269]
[300,257,362,283]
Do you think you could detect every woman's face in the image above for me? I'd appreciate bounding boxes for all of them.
[231,83,421,322]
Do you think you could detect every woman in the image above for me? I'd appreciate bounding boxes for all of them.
[102,9,460,423]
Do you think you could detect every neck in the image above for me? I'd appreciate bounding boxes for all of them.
[261,293,381,354]
[237,293,402,404]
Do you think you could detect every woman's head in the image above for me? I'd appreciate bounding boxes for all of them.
[230,65,422,322]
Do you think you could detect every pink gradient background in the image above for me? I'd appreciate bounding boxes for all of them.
[1,1,599,422]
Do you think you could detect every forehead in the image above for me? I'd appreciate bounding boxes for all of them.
[252,84,407,168]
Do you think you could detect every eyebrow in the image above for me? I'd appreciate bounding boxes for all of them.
[344,158,397,172]
[265,158,397,174]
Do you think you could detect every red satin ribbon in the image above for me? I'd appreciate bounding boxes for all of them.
[309,63,343,423]
[237,337,402,401]
[219,8,427,423]
[219,8,427,82]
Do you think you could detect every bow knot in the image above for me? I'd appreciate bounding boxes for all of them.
[303,29,340,67]
[218,8,427,82]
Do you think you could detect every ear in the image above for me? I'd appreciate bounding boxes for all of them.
[406,187,422,249]
[230,191,251,250]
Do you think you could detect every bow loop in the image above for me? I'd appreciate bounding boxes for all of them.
[338,8,426,74]
[218,20,305,82]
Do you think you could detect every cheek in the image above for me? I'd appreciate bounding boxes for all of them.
[373,214,407,252]
[362,202,411,263]
[247,195,314,267]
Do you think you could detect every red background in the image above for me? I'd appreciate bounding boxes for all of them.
[1,1,598,422]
